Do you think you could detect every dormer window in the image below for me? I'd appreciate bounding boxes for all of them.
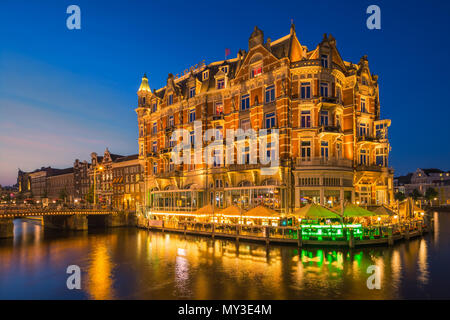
[152,102,157,112]
[168,94,173,105]
[220,66,228,74]
[362,76,368,85]
[189,86,196,98]
[202,70,209,81]
[321,54,329,68]
[251,65,262,78]
[217,78,225,89]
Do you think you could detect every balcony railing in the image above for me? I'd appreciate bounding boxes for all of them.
[165,126,175,134]
[160,147,173,154]
[146,152,158,158]
[228,163,272,171]
[296,158,352,168]
[357,135,378,142]
[212,113,224,121]
[318,125,342,134]
[356,164,392,172]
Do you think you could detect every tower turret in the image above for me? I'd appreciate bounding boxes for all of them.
[138,73,151,93]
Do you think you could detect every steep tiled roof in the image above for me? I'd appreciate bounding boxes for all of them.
[422,168,444,175]
[115,154,139,163]
[50,167,74,176]
[394,173,412,185]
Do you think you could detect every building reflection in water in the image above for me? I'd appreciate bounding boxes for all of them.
[86,241,116,300]
[175,247,191,297]
[391,250,402,289]
[417,239,429,286]
[1,213,446,299]
[434,211,439,244]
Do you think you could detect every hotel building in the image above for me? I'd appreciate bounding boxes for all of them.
[136,25,394,214]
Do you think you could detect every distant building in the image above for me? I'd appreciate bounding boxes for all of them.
[74,159,90,202]
[46,168,74,202]
[0,184,19,203]
[16,149,144,209]
[112,154,144,210]
[89,148,124,206]
[89,149,144,209]
[17,167,75,203]
[394,168,450,206]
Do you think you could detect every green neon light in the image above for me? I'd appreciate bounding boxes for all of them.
[300,224,364,238]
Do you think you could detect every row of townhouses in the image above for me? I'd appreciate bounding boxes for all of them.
[17,149,143,210]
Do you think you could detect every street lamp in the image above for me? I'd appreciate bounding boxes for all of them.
[93,165,104,207]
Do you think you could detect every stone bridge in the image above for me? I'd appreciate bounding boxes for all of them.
[0,207,136,238]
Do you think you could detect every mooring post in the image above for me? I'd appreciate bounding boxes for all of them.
[265,226,270,245]
[404,224,410,240]
[0,218,14,239]
[418,221,423,235]
[161,220,165,233]
[236,224,240,243]
[184,222,187,236]
[349,229,355,248]
[211,222,215,240]
[388,227,393,246]
[297,227,302,248]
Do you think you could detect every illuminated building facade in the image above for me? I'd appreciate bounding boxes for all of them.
[136,25,394,214]
[89,149,144,209]
[112,154,144,210]
[16,167,75,203]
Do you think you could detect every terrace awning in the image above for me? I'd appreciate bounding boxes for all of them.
[340,204,379,217]
[365,205,395,216]
[244,205,280,219]
[194,204,215,215]
[219,205,244,216]
[293,203,341,219]
[399,200,424,216]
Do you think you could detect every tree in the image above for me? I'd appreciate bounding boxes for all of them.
[425,187,438,202]
[409,189,422,201]
[59,188,68,202]
[394,192,406,201]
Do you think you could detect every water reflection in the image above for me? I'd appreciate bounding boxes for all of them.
[0,215,450,299]
[86,242,116,300]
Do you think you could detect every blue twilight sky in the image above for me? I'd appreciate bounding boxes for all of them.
[0,0,449,186]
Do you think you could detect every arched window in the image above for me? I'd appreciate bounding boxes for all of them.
[261,178,279,186]
[238,180,252,187]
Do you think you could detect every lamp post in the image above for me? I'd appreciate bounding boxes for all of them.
[93,165,104,208]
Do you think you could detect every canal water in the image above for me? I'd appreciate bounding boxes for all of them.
[0,212,449,299]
